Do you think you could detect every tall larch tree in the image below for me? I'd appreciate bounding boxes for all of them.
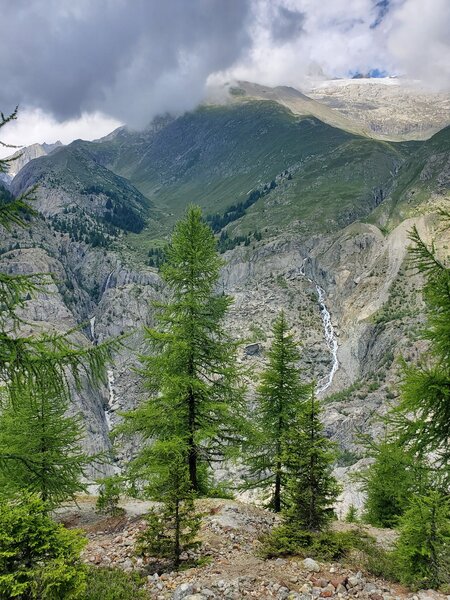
[393,215,450,474]
[120,205,246,493]
[0,108,113,504]
[245,311,308,512]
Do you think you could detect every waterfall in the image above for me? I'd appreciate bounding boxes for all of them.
[299,261,339,393]
[105,368,115,431]
[315,285,339,394]
[103,271,114,295]
[89,316,96,342]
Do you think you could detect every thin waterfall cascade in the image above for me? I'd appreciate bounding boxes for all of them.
[299,261,339,394]
[89,316,96,342]
[315,284,339,394]
[103,271,114,295]
[105,368,115,431]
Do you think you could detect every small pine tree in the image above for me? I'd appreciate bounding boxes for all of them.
[245,311,308,512]
[135,440,201,568]
[0,379,91,507]
[0,494,87,599]
[283,388,341,532]
[345,504,359,523]
[359,437,419,528]
[393,489,450,590]
[96,475,125,517]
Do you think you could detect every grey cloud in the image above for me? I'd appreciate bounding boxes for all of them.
[0,0,253,127]
[1,0,449,131]
[270,6,305,42]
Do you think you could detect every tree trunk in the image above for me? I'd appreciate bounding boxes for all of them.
[188,389,198,492]
[174,499,181,568]
[274,464,282,513]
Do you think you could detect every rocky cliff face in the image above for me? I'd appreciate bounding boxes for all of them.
[5,141,62,179]
[2,206,446,480]
[306,79,450,141]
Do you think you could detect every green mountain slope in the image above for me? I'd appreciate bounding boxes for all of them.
[82,102,416,240]
[10,101,449,251]
[11,141,154,235]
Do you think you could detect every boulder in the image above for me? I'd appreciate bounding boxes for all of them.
[303,557,321,572]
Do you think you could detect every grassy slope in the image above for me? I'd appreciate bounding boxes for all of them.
[368,125,450,228]
[89,102,418,255]
[11,141,153,214]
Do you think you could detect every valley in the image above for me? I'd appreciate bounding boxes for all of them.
[1,87,449,483]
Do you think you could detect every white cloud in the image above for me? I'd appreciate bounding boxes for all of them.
[0,109,121,158]
[387,0,450,90]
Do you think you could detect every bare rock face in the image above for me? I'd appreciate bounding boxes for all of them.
[5,141,62,178]
[1,204,446,488]
[307,79,450,141]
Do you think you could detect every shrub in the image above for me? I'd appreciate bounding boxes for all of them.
[261,526,368,561]
[393,490,450,590]
[96,476,125,517]
[261,525,399,582]
[83,567,149,600]
[0,495,87,599]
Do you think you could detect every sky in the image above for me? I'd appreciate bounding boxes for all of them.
[0,0,449,156]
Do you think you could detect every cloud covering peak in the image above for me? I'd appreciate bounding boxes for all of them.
[1,0,252,128]
[0,0,449,133]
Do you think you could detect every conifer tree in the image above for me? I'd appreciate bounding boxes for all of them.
[135,440,201,568]
[283,388,340,532]
[0,378,90,507]
[358,436,420,528]
[120,205,245,493]
[0,108,114,502]
[0,494,87,599]
[245,311,308,511]
[393,489,450,589]
[393,217,450,471]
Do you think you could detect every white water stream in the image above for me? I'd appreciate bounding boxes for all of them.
[315,284,339,394]
[103,271,114,294]
[299,262,339,393]
[89,316,96,342]
[105,369,115,431]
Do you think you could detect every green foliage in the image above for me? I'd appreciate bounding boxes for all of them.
[0,382,90,507]
[119,205,246,493]
[206,183,276,233]
[0,494,87,599]
[261,526,371,561]
[95,476,125,517]
[283,389,341,532]
[83,567,149,600]
[147,246,166,268]
[261,524,399,582]
[244,311,308,512]
[135,440,201,568]
[358,437,420,528]
[345,504,359,523]
[217,229,262,253]
[392,217,450,471]
[393,489,450,590]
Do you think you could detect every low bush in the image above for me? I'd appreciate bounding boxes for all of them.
[83,567,149,600]
[261,525,399,582]
[0,494,87,599]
